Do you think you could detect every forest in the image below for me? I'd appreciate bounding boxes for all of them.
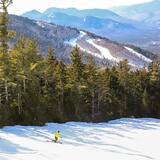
[0,0,160,126]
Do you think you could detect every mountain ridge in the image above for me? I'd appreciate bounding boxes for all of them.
[110,0,160,22]
[21,7,160,55]
[9,15,156,69]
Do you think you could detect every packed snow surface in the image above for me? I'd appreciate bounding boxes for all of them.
[0,118,160,160]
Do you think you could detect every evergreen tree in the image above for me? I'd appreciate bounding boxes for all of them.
[148,61,160,116]
[84,56,98,121]
[10,36,44,124]
[142,88,150,115]
[116,60,131,116]
[0,0,13,54]
[0,0,160,125]
[0,0,15,125]
[55,61,66,121]
[68,46,84,119]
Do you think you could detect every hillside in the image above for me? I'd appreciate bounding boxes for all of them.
[109,0,160,54]
[0,118,160,160]
[9,15,156,68]
[110,0,160,23]
[22,6,160,55]
[22,8,122,20]
[22,8,140,43]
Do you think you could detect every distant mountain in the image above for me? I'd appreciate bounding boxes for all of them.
[22,8,142,47]
[110,0,160,24]
[9,15,156,68]
[22,7,160,56]
[82,16,136,30]
[41,8,121,20]
[109,0,160,55]
[23,11,137,33]
[22,8,122,23]
[22,7,134,25]
[23,10,42,20]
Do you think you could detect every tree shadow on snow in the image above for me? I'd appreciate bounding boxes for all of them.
[2,126,53,142]
[1,118,159,160]
[0,138,34,154]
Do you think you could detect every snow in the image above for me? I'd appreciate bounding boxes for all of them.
[64,32,151,67]
[48,14,55,18]
[36,21,45,28]
[0,118,160,160]
[64,31,86,46]
[64,32,103,59]
[128,62,144,69]
[87,39,118,61]
[124,46,152,63]
[77,46,103,59]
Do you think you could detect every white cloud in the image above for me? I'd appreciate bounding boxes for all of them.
[8,0,152,15]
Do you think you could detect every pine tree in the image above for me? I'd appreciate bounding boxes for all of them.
[148,61,160,116]
[55,61,66,120]
[116,60,131,116]
[10,36,43,124]
[149,61,160,82]
[41,47,59,121]
[68,46,84,119]
[142,88,150,115]
[0,0,13,54]
[84,56,98,121]
[0,0,13,110]
[43,47,57,92]
[69,46,84,87]
[0,0,18,125]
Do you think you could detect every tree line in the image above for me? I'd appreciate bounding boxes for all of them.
[0,0,160,126]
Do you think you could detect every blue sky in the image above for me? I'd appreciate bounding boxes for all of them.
[9,0,152,15]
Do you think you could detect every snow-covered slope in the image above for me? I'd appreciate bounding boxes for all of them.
[65,31,87,46]
[0,118,160,160]
[9,15,156,68]
[64,31,153,68]
[125,46,152,63]
[87,39,118,61]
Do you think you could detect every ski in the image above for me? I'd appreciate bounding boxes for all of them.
[46,139,62,144]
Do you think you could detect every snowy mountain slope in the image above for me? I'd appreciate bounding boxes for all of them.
[64,30,153,68]
[0,118,160,160]
[87,39,117,61]
[9,15,156,68]
[125,46,152,63]
[64,31,87,46]
[22,6,160,55]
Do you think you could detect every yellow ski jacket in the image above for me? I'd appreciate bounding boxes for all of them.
[55,131,60,138]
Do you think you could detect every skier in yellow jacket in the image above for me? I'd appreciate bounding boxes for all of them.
[54,130,60,143]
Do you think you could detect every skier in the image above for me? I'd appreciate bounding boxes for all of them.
[54,130,60,143]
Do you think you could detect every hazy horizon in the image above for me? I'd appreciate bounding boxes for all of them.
[9,0,152,15]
